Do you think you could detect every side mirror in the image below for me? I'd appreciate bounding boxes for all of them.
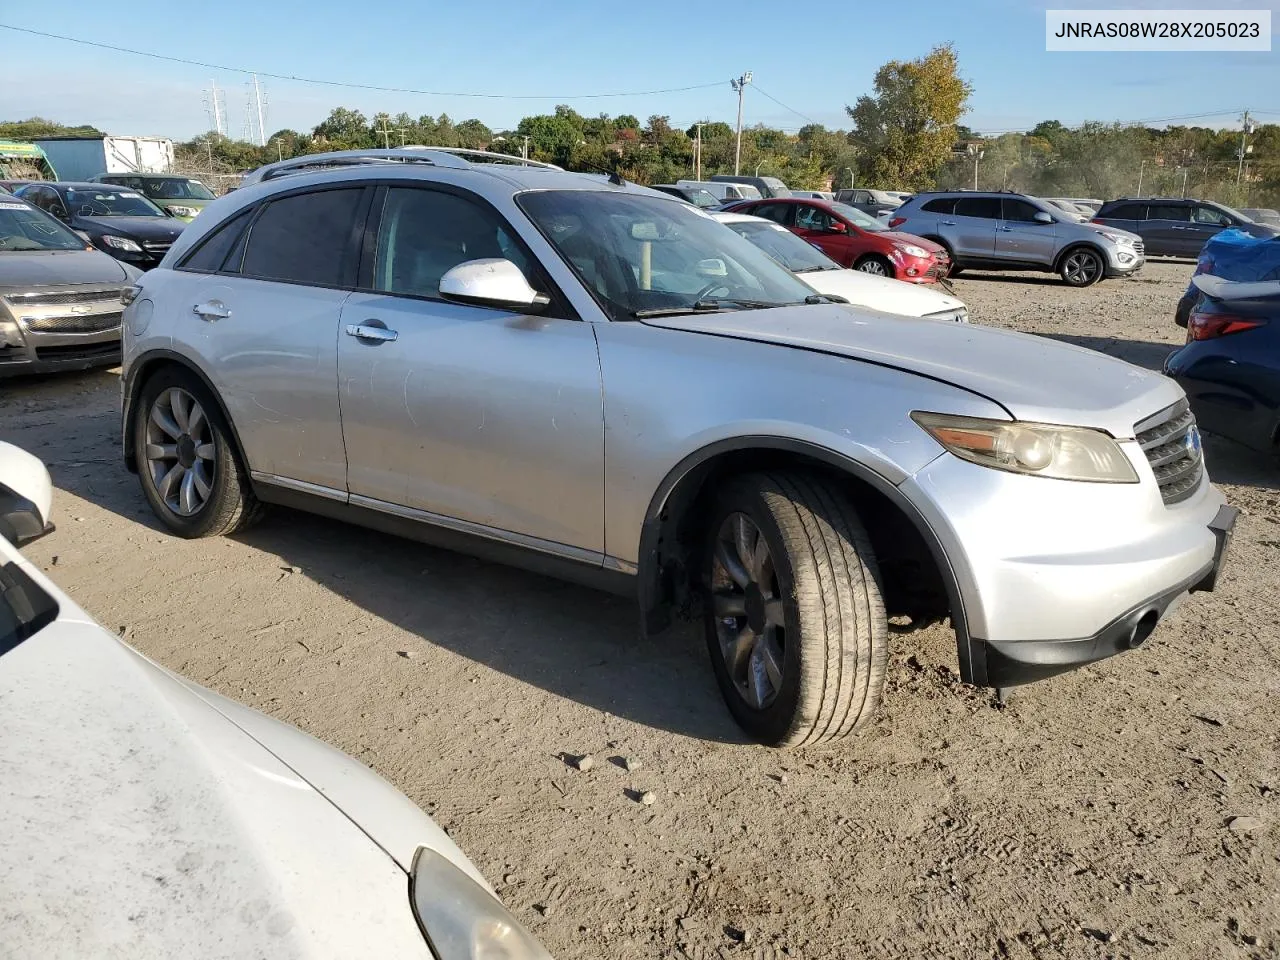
[0,442,54,547]
[828,220,848,234]
[439,259,551,312]
[1033,211,1054,224]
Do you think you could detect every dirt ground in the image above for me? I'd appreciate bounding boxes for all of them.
[2,260,1277,960]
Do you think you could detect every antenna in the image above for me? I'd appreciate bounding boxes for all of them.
[202,79,227,136]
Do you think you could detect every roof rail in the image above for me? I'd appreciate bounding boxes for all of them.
[240,146,562,187]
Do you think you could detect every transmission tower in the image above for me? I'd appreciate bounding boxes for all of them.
[202,79,227,136]
[244,74,268,146]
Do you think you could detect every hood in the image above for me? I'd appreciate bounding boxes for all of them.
[0,545,481,957]
[640,303,1182,437]
[799,268,964,317]
[76,215,184,241]
[1087,224,1142,243]
[879,231,944,253]
[0,249,127,289]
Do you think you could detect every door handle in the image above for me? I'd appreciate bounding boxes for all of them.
[345,323,398,343]
[941,220,958,225]
[1170,225,1187,230]
[998,226,1014,231]
[193,300,231,321]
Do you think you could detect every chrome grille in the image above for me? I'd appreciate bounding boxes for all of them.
[1136,399,1203,505]
[1132,240,1145,257]
[24,312,122,334]
[3,289,118,307]
[141,240,173,256]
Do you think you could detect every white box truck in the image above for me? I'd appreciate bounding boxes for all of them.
[31,136,175,181]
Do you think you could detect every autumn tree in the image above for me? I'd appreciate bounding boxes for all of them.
[847,43,972,189]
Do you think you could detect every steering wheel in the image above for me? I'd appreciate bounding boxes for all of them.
[693,280,732,301]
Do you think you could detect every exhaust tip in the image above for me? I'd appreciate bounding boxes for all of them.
[1129,611,1160,649]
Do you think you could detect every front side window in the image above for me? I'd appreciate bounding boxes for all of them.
[954,197,1001,220]
[1002,198,1046,222]
[794,205,833,231]
[1193,205,1231,226]
[373,187,533,299]
[240,188,362,286]
[0,200,88,251]
[64,189,164,218]
[1148,203,1189,222]
[519,190,818,320]
[830,202,887,231]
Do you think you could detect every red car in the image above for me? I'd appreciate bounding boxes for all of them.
[725,197,950,283]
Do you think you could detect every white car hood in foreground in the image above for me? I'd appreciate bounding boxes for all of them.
[0,546,484,958]
[796,268,965,318]
[641,303,1183,437]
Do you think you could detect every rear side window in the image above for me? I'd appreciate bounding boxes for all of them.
[754,203,792,225]
[240,188,363,286]
[180,209,253,273]
[1102,202,1145,220]
[954,197,1000,219]
[1148,203,1189,222]
[921,197,956,214]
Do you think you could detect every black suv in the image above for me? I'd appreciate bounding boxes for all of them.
[15,182,185,269]
[1093,198,1278,258]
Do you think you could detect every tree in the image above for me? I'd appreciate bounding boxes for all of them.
[312,107,372,149]
[455,119,492,149]
[846,43,972,189]
[0,117,104,139]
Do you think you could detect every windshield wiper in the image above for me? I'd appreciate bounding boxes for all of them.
[804,293,848,304]
[793,265,834,274]
[631,297,785,319]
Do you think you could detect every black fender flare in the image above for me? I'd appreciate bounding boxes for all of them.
[635,436,984,684]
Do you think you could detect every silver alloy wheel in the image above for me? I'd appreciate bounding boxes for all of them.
[710,512,787,710]
[144,387,216,517]
[1063,250,1101,284]
[857,259,888,276]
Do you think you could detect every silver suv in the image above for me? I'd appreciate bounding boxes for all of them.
[119,149,1234,748]
[889,191,1144,286]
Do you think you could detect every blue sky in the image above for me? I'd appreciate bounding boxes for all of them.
[1,0,1277,141]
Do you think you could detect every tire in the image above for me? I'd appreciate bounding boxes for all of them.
[854,254,894,278]
[1058,247,1104,287]
[702,472,888,747]
[133,368,261,538]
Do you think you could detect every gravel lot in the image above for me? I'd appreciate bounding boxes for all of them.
[3,261,1277,960]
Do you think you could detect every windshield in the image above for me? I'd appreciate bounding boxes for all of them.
[761,178,791,198]
[134,178,216,201]
[520,191,820,320]
[684,189,720,209]
[1216,203,1252,223]
[831,202,888,231]
[0,201,89,251]
[64,188,164,218]
[726,219,839,273]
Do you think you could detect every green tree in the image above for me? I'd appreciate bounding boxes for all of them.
[847,43,972,189]
[0,117,104,139]
[312,107,373,149]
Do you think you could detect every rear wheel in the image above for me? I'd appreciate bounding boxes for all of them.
[134,369,261,538]
[1059,247,1104,287]
[702,473,888,747]
[854,255,894,278]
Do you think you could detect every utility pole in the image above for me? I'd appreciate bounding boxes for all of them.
[1137,159,1145,197]
[521,135,531,161]
[731,71,752,176]
[845,166,854,188]
[377,119,393,149]
[249,73,267,147]
[1237,110,1254,187]
[694,122,705,180]
[968,143,984,190]
[1182,166,1190,198]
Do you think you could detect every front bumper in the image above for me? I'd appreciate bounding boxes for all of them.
[981,505,1236,686]
[900,448,1231,688]
[1104,248,1145,278]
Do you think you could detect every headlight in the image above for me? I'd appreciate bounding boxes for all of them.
[410,847,552,959]
[0,317,23,347]
[99,235,142,252]
[168,205,199,218]
[924,307,968,323]
[911,412,1138,482]
[895,243,928,258]
[1097,231,1133,245]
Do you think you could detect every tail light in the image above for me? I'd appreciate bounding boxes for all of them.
[887,216,906,228]
[1193,253,1214,276]
[1187,310,1266,341]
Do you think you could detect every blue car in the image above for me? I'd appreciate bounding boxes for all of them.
[1164,275,1280,455]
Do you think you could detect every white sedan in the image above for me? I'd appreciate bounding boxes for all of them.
[0,442,551,960]
[713,211,969,322]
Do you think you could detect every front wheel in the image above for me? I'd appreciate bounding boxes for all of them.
[134,369,261,538]
[1059,248,1104,287]
[702,473,888,747]
[854,255,894,278]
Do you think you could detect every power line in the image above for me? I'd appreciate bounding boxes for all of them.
[0,23,729,101]
[750,85,817,125]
